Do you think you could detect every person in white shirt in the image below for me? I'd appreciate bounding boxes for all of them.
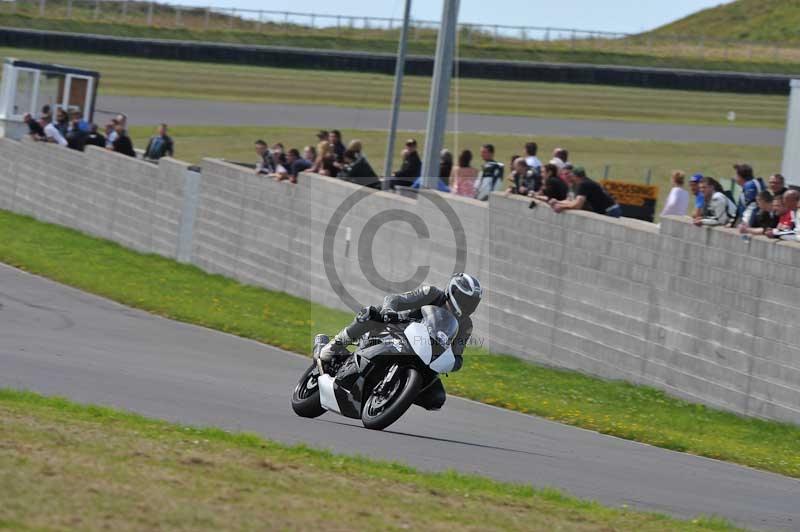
[523,141,542,170]
[42,115,67,146]
[693,177,735,227]
[661,170,690,217]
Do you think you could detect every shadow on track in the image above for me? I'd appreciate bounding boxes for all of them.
[315,418,554,458]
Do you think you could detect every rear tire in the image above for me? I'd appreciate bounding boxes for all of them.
[291,365,326,418]
[361,367,421,430]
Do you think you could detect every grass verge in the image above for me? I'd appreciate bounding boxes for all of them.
[126,124,783,214]
[0,209,798,479]
[0,389,739,531]
[0,45,790,128]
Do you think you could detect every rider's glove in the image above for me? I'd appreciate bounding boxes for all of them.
[381,309,400,323]
[357,306,382,323]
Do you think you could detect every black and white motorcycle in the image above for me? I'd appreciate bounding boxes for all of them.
[291,305,458,430]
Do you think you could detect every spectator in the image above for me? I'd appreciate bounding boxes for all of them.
[739,190,778,236]
[65,113,89,151]
[551,166,621,217]
[105,119,119,148]
[23,113,45,140]
[507,157,541,196]
[85,124,106,148]
[55,108,69,137]
[143,123,175,161]
[111,122,136,157]
[449,149,478,198]
[316,130,329,142]
[69,110,90,133]
[274,148,312,183]
[558,163,573,185]
[303,145,317,164]
[391,138,422,189]
[689,173,704,218]
[693,177,735,226]
[660,170,690,217]
[534,163,569,202]
[272,143,288,168]
[254,140,274,175]
[313,141,338,177]
[524,142,542,171]
[40,104,51,118]
[550,148,568,170]
[767,173,788,197]
[329,130,346,162]
[733,163,764,227]
[347,139,363,157]
[42,114,67,146]
[475,144,504,201]
[340,149,379,187]
[767,189,799,238]
[440,149,453,183]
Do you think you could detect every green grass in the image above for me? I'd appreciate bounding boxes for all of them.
[126,124,782,215]
[0,209,798,480]
[0,45,790,128]
[646,0,800,44]
[3,2,800,74]
[0,389,740,531]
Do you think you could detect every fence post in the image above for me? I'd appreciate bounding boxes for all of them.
[493,25,498,43]
[38,0,44,17]
[544,27,550,41]
[310,14,315,28]
[256,10,262,32]
[645,168,652,186]
[203,7,209,30]
[121,0,127,17]
[603,165,610,180]
[571,30,576,50]
[93,0,99,19]
[229,8,235,28]
[66,0,72,18]
[146,2,153,26]
[336,15,341,36]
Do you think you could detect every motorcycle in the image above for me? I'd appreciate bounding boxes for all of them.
[291,305,459,430]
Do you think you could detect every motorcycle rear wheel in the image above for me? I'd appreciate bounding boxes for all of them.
[291,365,326,418]
[361,366,421,430]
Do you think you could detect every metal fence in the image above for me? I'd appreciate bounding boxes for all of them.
[5,0,800,61]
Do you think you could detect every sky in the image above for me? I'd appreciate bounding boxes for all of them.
[167,0,735,34]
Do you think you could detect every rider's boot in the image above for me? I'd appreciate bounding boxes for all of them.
[317,331,352,362]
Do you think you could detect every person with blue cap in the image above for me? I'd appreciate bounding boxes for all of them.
[689,173,704,218]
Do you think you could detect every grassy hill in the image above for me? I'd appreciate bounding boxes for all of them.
[645,0,800,44]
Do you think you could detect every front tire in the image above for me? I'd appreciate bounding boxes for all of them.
[291,365,326,418]
[361,367,421,430]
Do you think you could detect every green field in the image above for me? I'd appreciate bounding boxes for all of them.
[4,0,800,74]
[126,124,782,215]
[1,46,789,128]
[0,389,740,531]
[1,209,798,479]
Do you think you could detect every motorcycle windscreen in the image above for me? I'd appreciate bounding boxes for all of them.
[419,305,459,348]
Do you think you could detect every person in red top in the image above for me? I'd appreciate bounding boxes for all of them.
[767,189,798,238]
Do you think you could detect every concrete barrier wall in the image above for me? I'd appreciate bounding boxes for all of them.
[1,137,798,424]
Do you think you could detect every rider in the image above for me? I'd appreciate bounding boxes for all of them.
[318,273,482,411]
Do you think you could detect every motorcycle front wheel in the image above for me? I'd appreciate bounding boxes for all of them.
[291,365,326,418]
[361,366,421,430]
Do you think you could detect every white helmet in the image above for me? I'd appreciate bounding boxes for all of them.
[446,273,482,318]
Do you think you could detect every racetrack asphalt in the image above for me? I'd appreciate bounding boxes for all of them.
[97,96,786,147]
[1,263,797,530]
